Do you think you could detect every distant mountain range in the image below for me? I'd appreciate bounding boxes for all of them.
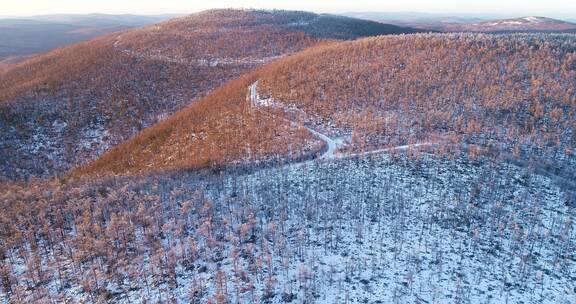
[345,12,489,24]
[16,13,182,24]
[3,12,573,68]
[345,12,576,33]
[0,14,178,62]
[445,16,576,32]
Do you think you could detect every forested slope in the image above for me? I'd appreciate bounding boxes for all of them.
[258,34,576,167]
[79,33,576,179]
[0,9,416,180]
[2,141,574,303]
[73,74,322,178]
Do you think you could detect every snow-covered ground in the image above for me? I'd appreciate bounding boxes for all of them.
[196,155,575,304]
[3,152,573,304]
[2,80,574,304]
[125,156,573,303]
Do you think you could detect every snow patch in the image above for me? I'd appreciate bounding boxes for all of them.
[524,16,544,23]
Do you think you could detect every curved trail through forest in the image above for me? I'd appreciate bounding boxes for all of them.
[251,82,571,190]
[249,81,435,163]
[113,35,282,66]
[249,81,346,160]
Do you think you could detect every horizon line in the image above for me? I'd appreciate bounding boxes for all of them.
[0,8,574,21]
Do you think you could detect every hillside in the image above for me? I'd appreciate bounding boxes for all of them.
[0,9,421,180]
[258,34,576,157]
[73,73,324,177]
[78,33,576,179]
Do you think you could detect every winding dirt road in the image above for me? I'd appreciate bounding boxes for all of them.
[249,81,436,162]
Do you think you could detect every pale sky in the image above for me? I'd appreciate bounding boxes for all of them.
[3,0,576,19]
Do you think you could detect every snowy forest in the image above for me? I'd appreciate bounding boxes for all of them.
[0,9,575,304]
